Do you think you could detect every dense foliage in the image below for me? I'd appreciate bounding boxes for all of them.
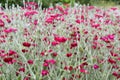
[0,0,120,8]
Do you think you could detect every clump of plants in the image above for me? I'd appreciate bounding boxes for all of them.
[0,1,120,80]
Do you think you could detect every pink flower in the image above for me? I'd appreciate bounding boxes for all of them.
[82,29,88,34]
[19,67,25,72]
[0,19,4,27]
[44,59,56,65]
[80,68,88,74]
[24,2,38,10]
[0,63,3,67]
[27,60,34,65]
[108,58,116,64]
[76,19,81,24]
[56,6,65,13]
[24,10,38,18]
[52,52,58,57]
[43,62,49,67]
[48,59,56,64]
[95,14,103,18]
[0,49,5,53]
[92,41,102,49]
[80,62,88,69]
[45,17,54,24]
[107,34,114,40]
[22,49,28,53]
[91,23,100,29]
[112,71,120,79]
[93,64,99,69]
[54,36,67,43]
[41,70,49,76]
[51,41,59,46]
[3,57,16,64]
[110,51,118,57]
[0,53,7,58]
[8,50,17,56]
[40,51,45,56]
[64,66,68,70]
[66,53,72,57]
[48,49,53,53]
[112,71,118,77]
[24,77,30,80]
[100,34,114,43]
[33,19,38,25]
[117,57,120,61]
[23,42,31,47]
[93,35,98,41]
[70,42,78,48]
[88,6,95,10]
[68,66,73,71]
[110,7,117,11]
[4,27,17,33]
[6,18,11,23]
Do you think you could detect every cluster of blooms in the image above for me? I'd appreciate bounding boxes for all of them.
[0,2,120,80]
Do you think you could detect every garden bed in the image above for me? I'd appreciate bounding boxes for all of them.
[0,3,120,80]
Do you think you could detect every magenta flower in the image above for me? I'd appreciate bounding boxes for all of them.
[0,49,5,53]
[93,35,98,41]
[51,41,60,46]
[33,19,38,25]
[23,77,30,80]
[0,63,3,67]
[64,66,68,70]
[45,17,54,24]
[112,71,118,77]
[4,27,17,34]
[82,29,88,34]
[54,36,67,43]
[8,50,17,56]
[19,67,25,72]
[48,59,56,65]
[52,52,58,57]
[23,42,31,47]
[88,6,95,10]
[70,42,78,48]
[110,7,117,11]
[68,66,73,71]
[107,34,114,40]
[112,71,120,79]
[117,57,120,61]
[56,6,65,13]
[110,51,118,57]
[24,2,38,10]
[93,64,99,69]
[80,62,88,69]
[100,34,115,43]
[43,62,49,67]
[0,19,4,27]
[22,49,28,53]
[41,70,49,76]
[66,53,72,57]
[27,60,34,65]
[91,23,100,29]
[24,10,38,18]
[40,51,45,56]
[80,68,88,74]
[3,57,16,64]
[108,58,116,64]
[76,19,81,24]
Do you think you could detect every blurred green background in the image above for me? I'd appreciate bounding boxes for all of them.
[0,0,120,8]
